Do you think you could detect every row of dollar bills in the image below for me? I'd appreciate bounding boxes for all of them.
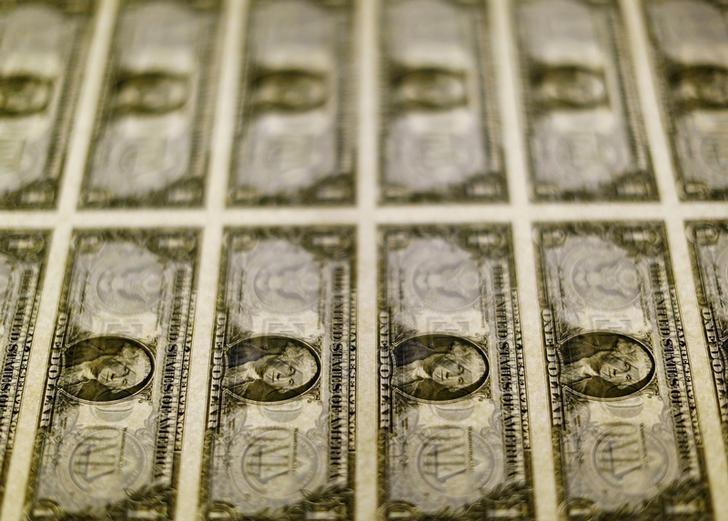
[0,0,726,520]
[0,222,726,519]
[0,0,727,209]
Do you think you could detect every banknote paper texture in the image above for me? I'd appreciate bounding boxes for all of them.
[229,0,355,206]
[378,225,533,519]
[687,221,728,447]
[0,231,48,502]
[379,0,505,203]
[643,0,728,200]
[0,1,93,209]
[514,0,656,201]
[0,0,725,520]
[535,222,712,519]
[80,0,220,208]
[200,227,356,519]
[25,229,198,519]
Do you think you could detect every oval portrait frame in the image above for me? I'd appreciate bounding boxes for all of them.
[223,335,322,405]
[557,330,656,401]
[391,333,489,403]
[60,335,155,405]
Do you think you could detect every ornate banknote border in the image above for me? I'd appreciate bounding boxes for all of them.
[79,0,222,208]
[227,0,357,207]
[513,0,656,202]
[686,221,728,446]
[0,230,49,502]
[199,226,357,520]
[0,1,95,209]
[378,0,506,204]
[377,224,534,520]
[533,221,712,520]
[23,228,200,519]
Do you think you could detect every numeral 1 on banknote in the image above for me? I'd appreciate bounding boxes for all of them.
[0,1,94,209]
[535,222,712,519]
[80,0,221,208]
[378,225,533,519]
[379,0,505,203]
[687,221,728,447]
[25,229,199,519]
[513,0,656,201]
[643,0,728,200]
[200,227,356,519]
[228,0,355,206]
[0,231,48,502]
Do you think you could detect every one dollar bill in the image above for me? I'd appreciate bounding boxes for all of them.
[514,0,656,201]
[200,227,356,519]
[25,229,199,519]
[228,0,355,206]
[535,222,712,518]
[378,225,533,519]
[0,1,94,209]
[379,0,505,204]
[643,0,728,200]
[687,221,728,447]
[80,0,221,208]
[0,231,49,502]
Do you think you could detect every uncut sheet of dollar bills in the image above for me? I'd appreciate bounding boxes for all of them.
[1,0,728,520]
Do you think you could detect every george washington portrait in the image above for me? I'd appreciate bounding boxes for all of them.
[559,331,655,399]
[0,74,53,117]
[224,336,320,403]
[60,336,154,402]
[393,334,488,402]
